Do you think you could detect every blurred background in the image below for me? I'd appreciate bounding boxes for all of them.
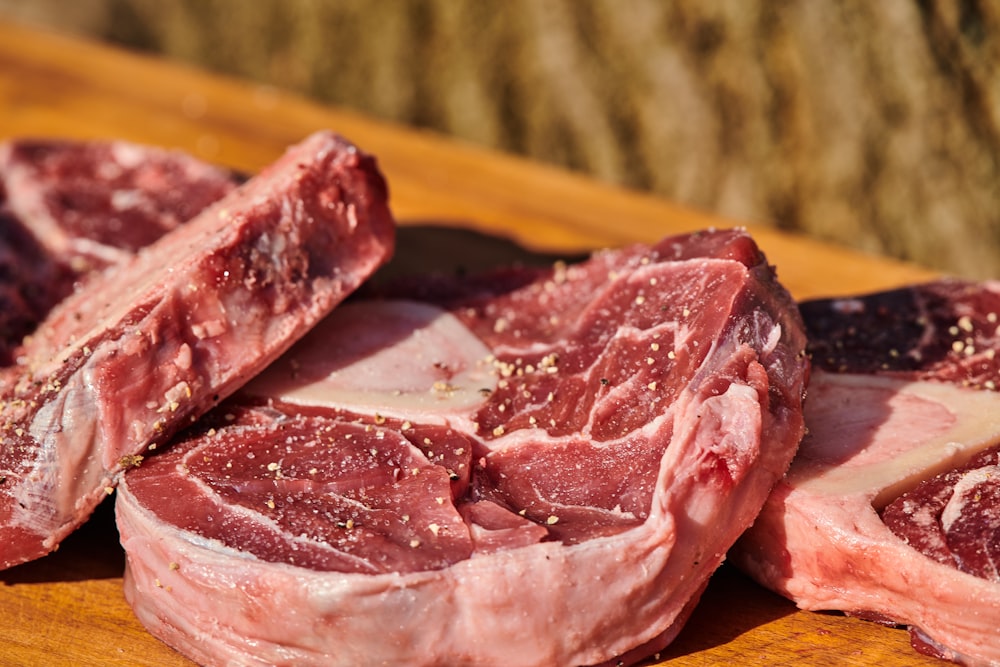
[1,0,998,278]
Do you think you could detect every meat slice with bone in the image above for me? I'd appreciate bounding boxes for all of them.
[115,228,809,667]
[0,131,395,570]
[0,138,240,364]
[731,279,1000,665]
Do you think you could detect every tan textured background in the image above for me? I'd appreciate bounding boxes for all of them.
[2,0,999,279]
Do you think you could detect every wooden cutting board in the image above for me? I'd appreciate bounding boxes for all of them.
[0,20,945,667]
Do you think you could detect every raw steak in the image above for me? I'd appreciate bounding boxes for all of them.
[0,138,240,363]
[0,130,395,570]
[115,228,809,667]
[732,279,1000,665]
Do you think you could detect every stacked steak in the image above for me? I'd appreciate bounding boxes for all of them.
[0,132,395,570]
[114,228,810,666]
[732,280,1000,665]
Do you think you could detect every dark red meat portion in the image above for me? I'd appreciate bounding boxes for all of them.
[803,279,1000,388]
[0,209,72,360]
[130,409,472,573]
[882,444,1000,582]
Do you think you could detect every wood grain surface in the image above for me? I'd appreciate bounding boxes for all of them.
[0,20,945,667]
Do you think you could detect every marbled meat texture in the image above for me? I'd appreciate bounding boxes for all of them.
[0,138,240,364]
[115,228,809,667]
[732,279,1000,666]
[0,131,395,570]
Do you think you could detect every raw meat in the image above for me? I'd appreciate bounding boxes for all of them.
[0,138,240,363]
[0,131,395,570]
[116,228,809,667]
[732,279,1000,665]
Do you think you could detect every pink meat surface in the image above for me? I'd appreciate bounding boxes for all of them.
[732,279,1000,665]
[116,228,809,667]
[0,131,395,570]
